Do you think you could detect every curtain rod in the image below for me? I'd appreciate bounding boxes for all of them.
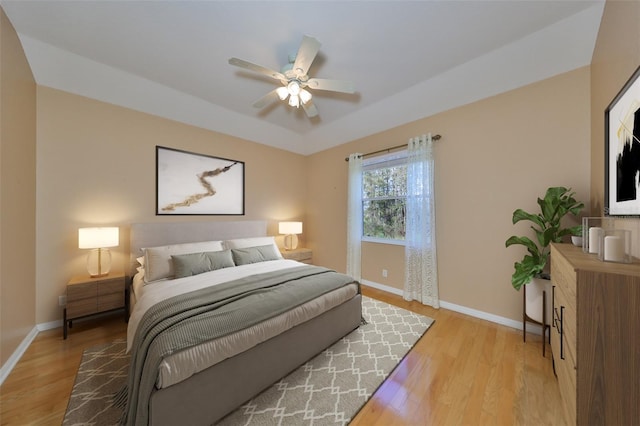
[343,134,441,162]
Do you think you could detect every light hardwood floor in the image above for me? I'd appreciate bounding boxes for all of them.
[0,286,566,425]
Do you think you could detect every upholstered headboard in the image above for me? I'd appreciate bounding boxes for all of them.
[129,220,267,276]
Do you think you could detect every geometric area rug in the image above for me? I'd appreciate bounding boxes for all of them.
[63,296,434,426]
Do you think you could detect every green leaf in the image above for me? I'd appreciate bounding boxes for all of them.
[511,255,546,290]
[505,235,541,257]
[512,209,544,228]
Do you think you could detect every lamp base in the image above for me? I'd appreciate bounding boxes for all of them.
[86,248,112,277]
[283,234,299,251]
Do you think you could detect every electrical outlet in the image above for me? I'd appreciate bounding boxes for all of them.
[58,295,67,307]
[382,269,388,278]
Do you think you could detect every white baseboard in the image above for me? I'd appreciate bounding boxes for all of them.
[361,280,543,335]
[361,279,404,297]
[0,326,38,386]
[0,319,64,386]
[37,319,63,332]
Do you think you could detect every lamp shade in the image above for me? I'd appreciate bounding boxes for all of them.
[279,222,302,235]
[78,227,119,249]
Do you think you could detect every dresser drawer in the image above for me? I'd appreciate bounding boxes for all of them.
[551,248,576,300]
[551,281,577,426]
[552,327,577,426]
[553,284,577,363]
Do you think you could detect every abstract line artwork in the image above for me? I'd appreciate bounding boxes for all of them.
[606,66,640,216]
[156,146,244,215]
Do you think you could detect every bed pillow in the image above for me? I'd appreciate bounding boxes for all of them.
[224,236,283,259]
[144,240,225,283]
[172,250,235,278]
[231,244,282,266]
[136,256,146,276]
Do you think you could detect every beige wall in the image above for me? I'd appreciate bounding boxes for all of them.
[35,87,308,324]
[590,0,640,215]
[3,0,636,357]
[308,67,591,322]
[0,8,37,366]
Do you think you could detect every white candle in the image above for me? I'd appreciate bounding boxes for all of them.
[589,227,602,254]
[604,235,625,262]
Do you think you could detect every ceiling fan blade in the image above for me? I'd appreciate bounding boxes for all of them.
[307,78,355,94]
[302,100,319,118]
[292,35,321,76]
[229,57,285,81]
[252,89,279,108]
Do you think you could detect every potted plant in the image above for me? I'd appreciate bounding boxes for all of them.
[505,186,584,290]
[505,186,584,354]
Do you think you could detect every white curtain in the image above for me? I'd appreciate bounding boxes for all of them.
[404,134,439,308]
[346,153,363,281]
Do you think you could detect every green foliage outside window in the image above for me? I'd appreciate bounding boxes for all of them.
[362,164,407,240]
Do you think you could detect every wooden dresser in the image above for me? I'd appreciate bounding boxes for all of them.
[550,243,640,425]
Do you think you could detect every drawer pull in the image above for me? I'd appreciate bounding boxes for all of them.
[553,305,565,360]
[552,285,556,328]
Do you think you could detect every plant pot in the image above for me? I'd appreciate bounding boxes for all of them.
[525,277,552,324]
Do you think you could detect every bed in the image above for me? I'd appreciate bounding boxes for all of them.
[123,221,362,426]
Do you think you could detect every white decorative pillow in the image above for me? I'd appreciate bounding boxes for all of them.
[223,236,283,259]
[144,240,224,283]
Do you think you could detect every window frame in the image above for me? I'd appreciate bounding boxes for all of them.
[361,150,408,246]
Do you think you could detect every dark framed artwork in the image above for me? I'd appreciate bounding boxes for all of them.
[156,146,245,215]
[605,65,640,216]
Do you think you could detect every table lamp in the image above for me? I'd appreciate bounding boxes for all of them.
[78,227,119,277]
[279,221,302,250]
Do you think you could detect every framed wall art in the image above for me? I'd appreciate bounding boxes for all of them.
[156,146,245,215]
[605,65,640,216]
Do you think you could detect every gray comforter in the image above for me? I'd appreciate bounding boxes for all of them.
[123,265,359,426]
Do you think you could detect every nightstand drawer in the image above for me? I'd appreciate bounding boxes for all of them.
[98,292,125,311]
[98,279,124,296]
[67,298,98,318]
[67,282,97,300]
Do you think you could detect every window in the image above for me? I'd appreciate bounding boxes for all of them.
[362,151,407,243]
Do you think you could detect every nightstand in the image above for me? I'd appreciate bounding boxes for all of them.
[280,247,312,264]
[64,272,126,339]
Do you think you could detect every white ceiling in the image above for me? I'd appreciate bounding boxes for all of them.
[1,0,605,155]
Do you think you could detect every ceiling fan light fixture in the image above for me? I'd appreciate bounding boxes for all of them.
[299,89,312,104]
[229,35,354,119]
[276,86,289,101]
[288,95,300,108]
[287,81,301,96]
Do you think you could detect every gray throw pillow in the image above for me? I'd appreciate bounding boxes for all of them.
[231,244,281,265]
[172,250,235,278]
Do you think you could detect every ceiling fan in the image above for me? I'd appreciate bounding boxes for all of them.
[228,35,355,118]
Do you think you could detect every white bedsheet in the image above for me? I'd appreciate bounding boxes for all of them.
[127,260,359,389]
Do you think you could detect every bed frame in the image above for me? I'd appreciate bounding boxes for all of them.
[129,221,362,425]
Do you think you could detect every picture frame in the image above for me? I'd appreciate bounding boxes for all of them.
[156,146,245,215]
[605,65,640,216]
